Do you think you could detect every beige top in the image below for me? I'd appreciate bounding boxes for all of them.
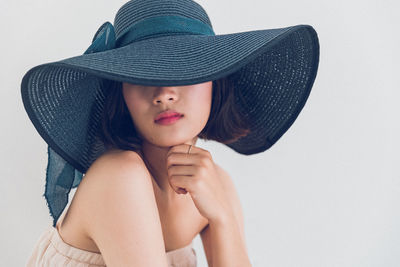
[26,225,197,267]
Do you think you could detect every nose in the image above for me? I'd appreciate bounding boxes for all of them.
[152,86,178,105]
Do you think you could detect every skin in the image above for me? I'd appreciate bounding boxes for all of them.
[121,82,250,265]
[54,80,248,263]
[121,81,213,201]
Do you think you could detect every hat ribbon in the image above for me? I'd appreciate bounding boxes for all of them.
[84,15,215,55]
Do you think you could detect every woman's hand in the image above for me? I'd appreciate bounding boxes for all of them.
[166,144,233,223]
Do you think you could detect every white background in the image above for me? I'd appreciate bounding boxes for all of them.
[1,0,399,266]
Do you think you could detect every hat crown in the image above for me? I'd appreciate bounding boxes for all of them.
[114,0,214,41]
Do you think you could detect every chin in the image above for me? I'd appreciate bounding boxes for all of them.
[147,134,198,147]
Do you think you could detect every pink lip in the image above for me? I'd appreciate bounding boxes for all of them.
[155,114,183,125]
[154,110,183,121]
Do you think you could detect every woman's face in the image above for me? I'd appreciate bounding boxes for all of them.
[122,81,213,146]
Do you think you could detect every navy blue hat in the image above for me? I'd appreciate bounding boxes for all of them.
[21,0,320,227]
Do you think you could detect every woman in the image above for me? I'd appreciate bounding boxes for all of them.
[22,0,320,266]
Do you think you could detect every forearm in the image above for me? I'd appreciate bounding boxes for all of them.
[209,214,252,267]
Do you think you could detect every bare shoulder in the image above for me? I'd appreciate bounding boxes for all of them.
[214,163,229,180]
[76,148,152,219]
[85,148,145,177]
[73,149,168,266]
[74,149,149,203]
[75,148,152,226]
[214,162,234,191]
[213,163,243,215]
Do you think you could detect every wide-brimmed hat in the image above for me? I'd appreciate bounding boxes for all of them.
[21,0,320,227]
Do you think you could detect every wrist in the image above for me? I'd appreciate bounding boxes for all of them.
[208,210,235,227]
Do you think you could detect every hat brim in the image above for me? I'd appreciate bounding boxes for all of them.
[25,24,313,85]
[21,24,319,172]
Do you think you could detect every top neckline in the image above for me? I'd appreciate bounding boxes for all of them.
[52,225,193,256]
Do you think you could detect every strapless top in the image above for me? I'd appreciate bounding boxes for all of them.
[26,225,197,267]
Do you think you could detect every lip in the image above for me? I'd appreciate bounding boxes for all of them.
[155,115,183,125]
[154,110,184,122]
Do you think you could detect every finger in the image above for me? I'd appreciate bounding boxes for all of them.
[168,174,192,194]
[167,152,211,171]
[167,165,195,177]
[167,143,198,157]
[178,188,187,194]
[166,153,200,170]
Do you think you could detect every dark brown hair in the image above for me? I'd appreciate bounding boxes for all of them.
[98,76,251,152]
